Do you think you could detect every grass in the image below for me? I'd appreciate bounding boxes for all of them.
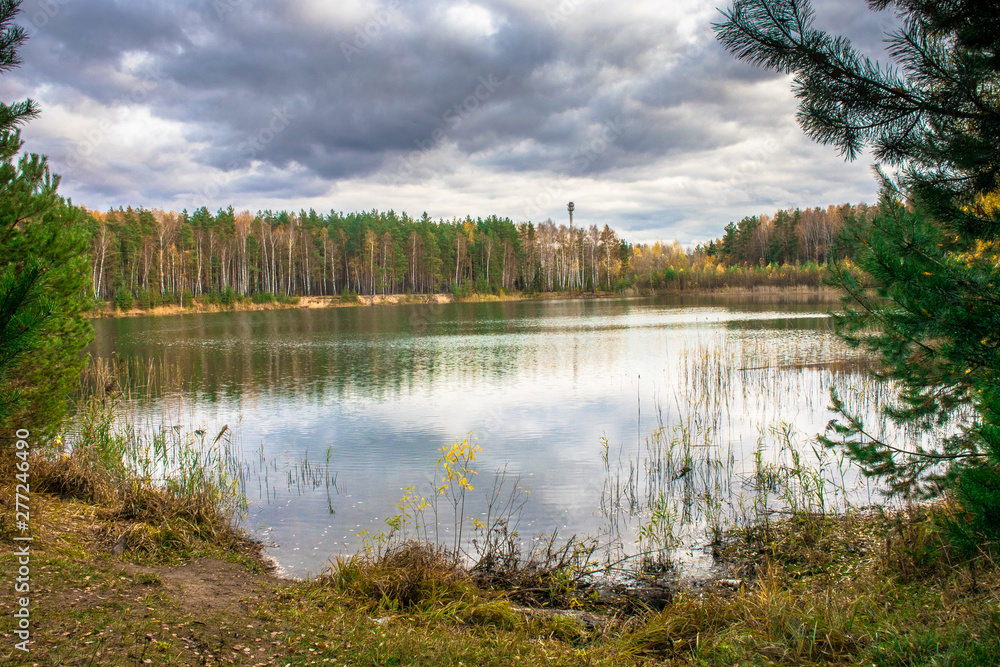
[24,389,253,564]
[0,485,611,665]
[3,471,998,666]
[616,502,1000,665]
[5,325,998,664]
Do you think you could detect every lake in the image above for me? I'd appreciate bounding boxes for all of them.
[87,294,884,578]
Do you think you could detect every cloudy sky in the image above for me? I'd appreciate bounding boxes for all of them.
[3,0,900,244]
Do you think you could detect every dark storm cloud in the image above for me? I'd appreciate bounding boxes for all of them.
[19,0,189,102]
[7,0,895,238]
[14,0,781,182]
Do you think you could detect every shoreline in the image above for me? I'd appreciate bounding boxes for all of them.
[87,285,842,319]
[4,484,994,665]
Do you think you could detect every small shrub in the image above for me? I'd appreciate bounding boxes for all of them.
[611,278,634,292]
[219,285,237,307]
[881,504,955,580]
[251,292,277,304]
[113,288,133,311]
[950,465,1000,556]
[321,542,475,611]
[137,288,160,310]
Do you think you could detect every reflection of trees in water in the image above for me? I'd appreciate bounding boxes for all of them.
[86,303,602,403]
[85,301,617,402]
[80,297,888,577]
[84,299,847,408]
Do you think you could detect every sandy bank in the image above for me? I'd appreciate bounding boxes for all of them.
[87,285,840,319]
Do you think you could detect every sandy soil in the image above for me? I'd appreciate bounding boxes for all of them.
[87,286,841,319]
[88,293,465,318]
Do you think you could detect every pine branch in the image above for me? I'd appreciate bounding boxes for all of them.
[855,423,982,462]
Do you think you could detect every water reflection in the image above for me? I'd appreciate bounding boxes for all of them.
[88,295,876,577]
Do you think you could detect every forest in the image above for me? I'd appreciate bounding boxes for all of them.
[5,0,1000,663]
[81,200,870,308]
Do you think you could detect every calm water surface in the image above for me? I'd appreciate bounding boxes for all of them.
[89,295,877,577]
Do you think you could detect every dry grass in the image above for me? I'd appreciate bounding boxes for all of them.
[16,449,258,563]
[619,503,1000,665]
[9,389,257,564]
[5,447,1000,666]
[319,542,479,612]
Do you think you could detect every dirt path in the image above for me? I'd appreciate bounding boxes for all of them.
[0,494,303,666]
[120,558,279,618]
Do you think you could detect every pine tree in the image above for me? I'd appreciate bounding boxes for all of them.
[715,1,1000,525]
[0,0,92,440]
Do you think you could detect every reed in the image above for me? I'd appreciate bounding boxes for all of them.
[593,329,895,579]
[76,308,913,587]
[18,313,1000,666]
[33,357,254,559]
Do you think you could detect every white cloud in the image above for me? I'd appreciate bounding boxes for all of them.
[291,0,379,29]
[7,0,886,244]
[442,2,500,38]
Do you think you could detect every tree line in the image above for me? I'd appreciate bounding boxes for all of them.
[85,206,637,305]
[615,202,872,291]
[702,203,873,266]
[82,201,874,307]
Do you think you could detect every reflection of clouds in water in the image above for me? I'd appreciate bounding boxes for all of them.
[92,296,878,576]
[97,300,846,407]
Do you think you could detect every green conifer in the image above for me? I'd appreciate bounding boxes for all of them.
[716,0,1000,540]
[0,0,92,440]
